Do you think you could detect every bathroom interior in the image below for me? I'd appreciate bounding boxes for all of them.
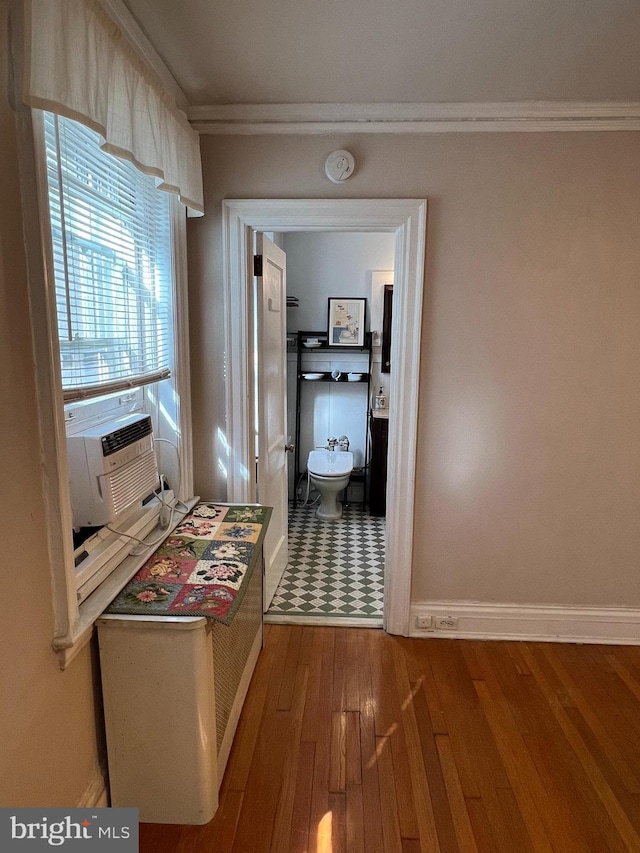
[265,230,395,626]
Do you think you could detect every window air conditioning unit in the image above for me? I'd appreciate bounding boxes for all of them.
[67,413,160,528]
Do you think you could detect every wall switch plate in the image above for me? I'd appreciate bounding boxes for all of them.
[415,614,432,629]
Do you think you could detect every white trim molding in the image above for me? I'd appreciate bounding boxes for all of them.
[76,767,109,808]
[221,199,426,636]
[190,101,640,135]
[411,601,640,645]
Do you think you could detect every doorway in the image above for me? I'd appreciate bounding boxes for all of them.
[267,231,394,626]
[222,199,427,636]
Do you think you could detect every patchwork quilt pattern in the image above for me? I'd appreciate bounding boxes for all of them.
[105,503,271,624]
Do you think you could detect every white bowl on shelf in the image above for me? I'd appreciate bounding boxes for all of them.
[347,373,363,381]
[302,372,323,380]
[303,341,322,348]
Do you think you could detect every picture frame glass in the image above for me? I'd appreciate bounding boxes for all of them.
[327,298,366,346]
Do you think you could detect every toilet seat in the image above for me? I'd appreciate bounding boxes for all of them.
[307,449,353,477]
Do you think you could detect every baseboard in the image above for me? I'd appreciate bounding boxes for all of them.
[76,767,109,808]
[410,601,640,645]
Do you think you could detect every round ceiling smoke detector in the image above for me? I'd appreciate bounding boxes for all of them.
[324,150,355,183]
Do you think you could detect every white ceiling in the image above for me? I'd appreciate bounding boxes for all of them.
[123,0,640,106]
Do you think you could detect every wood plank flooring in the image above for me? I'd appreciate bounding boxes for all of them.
[139,626,640,852]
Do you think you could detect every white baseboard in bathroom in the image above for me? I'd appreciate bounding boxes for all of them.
[410,600,640,645]
[76,767,109,808]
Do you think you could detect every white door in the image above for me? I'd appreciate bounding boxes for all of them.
[255,234,289,610]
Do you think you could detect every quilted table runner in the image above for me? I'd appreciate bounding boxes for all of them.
[105,503,271,624]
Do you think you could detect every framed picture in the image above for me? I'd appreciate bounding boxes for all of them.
[327,298,366,347]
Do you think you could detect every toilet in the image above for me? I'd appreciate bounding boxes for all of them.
[307,449,354,520]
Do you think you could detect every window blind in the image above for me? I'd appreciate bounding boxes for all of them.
[43,112,173,401]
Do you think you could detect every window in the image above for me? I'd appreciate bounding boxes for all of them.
[43,112,173,401]
[29,110,194,665]
[17,0,200,666]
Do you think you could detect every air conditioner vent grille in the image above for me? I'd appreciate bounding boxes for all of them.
[101,417,153,457]
[105,449,159,516]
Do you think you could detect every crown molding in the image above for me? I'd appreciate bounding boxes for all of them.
[189,101,640,135]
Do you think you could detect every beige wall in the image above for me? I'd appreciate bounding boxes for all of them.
[190,132,640,608]
[3,12,639,809]
[0,6,104,806]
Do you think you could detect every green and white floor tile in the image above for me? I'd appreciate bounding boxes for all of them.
[265,504,385,626]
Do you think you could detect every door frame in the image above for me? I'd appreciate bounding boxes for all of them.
[222,199,427,636]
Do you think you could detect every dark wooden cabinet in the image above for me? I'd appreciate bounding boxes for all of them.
[369,414,389,516]
[381,284,393,373]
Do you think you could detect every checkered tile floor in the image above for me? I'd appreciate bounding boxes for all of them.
[267,504,385,620]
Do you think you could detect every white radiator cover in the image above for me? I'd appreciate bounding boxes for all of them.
[210,551,263,770]
[97,558,263,824]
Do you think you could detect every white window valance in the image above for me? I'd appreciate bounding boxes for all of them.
[23,0,204,216]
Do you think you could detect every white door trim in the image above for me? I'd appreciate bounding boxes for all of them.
[222,199,427,636]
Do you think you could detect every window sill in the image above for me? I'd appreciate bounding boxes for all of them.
[53,495,199,669]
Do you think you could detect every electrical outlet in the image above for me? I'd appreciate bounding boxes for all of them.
[415,614,432,629]
[435,615,459,630]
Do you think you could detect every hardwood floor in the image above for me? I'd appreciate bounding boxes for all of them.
[139,626,640,852]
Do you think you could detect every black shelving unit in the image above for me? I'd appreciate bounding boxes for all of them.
[293,330,372,509]
[369,413,389,516]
